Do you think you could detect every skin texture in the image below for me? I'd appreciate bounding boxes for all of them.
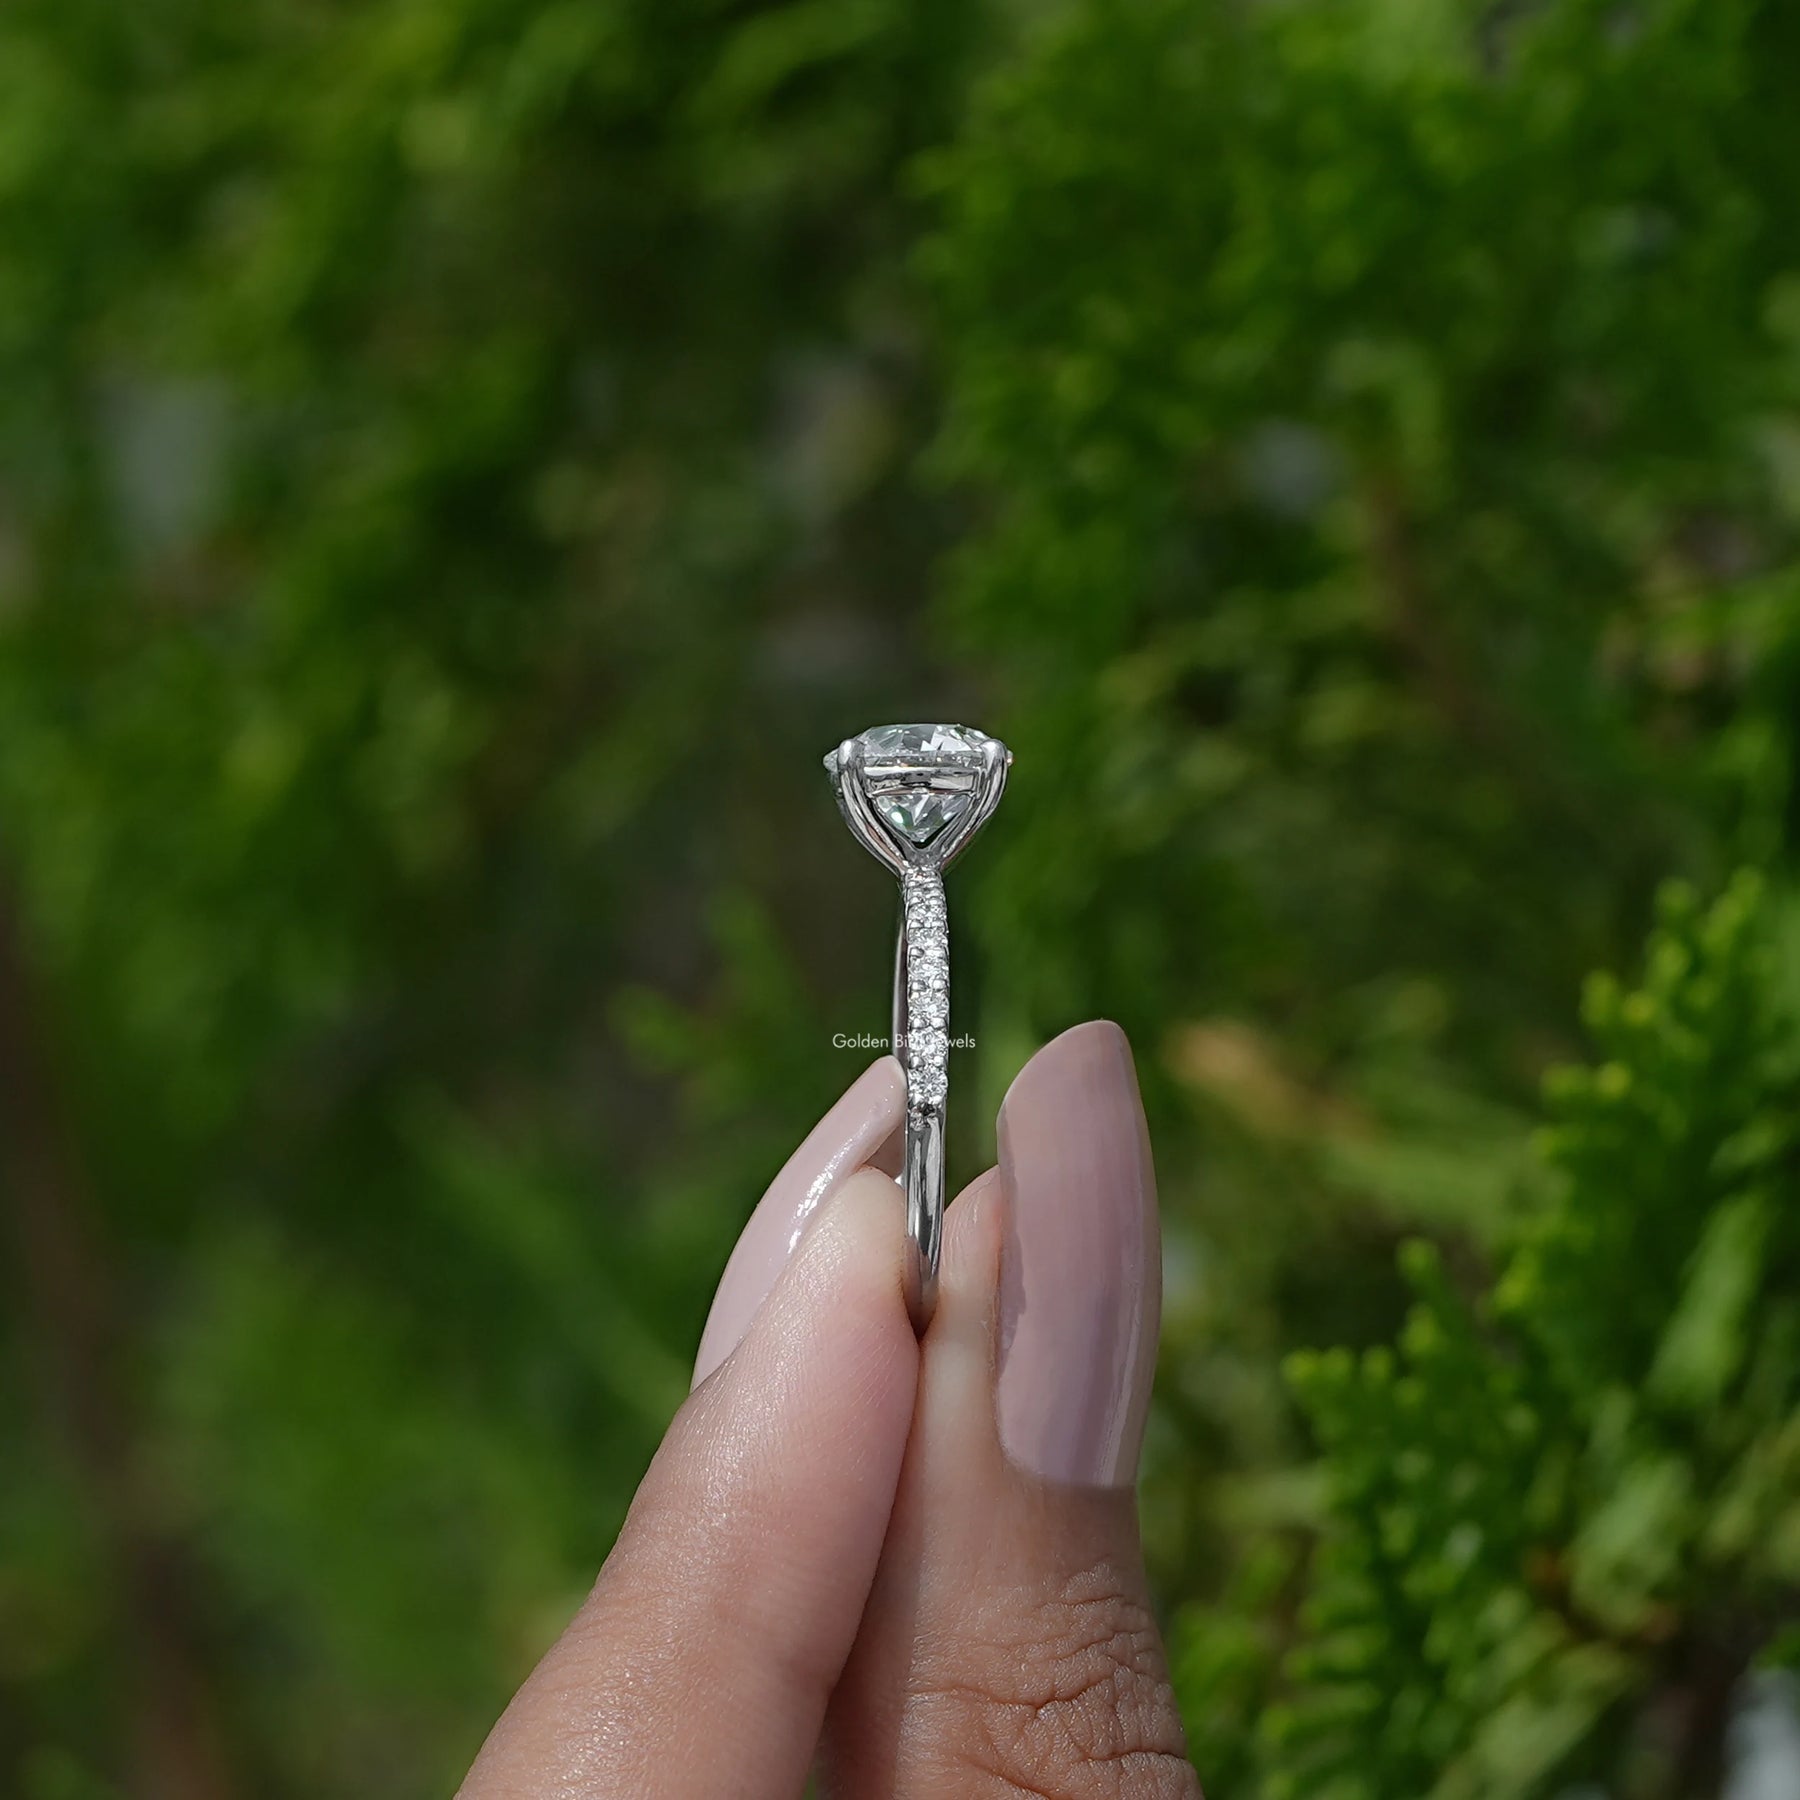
[693,1056,907,1386]
[459,1022,1198,1799]
[460,1167,918,1799]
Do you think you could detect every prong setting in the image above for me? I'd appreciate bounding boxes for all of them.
[824,722,1007,874]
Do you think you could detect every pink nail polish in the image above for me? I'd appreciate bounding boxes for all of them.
[692,1058,906,1386]
[995,1021,1161,1487]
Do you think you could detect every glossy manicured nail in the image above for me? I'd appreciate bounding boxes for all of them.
[995,1021,1161,1486]
[693,1057,906,1386]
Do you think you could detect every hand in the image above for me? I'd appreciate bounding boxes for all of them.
[459,1021,1199,1799]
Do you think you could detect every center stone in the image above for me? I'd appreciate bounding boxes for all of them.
[828,722,996,846]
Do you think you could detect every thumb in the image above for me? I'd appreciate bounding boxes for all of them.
[462,1060,916,1800]
[821,1022,1200,1799]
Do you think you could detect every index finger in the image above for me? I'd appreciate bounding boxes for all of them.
[461,1063,916,1800]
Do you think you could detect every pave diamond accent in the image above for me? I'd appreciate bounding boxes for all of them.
[902,866,949,1109]
[825,722,1000,847]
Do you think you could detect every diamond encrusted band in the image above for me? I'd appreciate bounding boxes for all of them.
[901,867,949,1106]
[825,723,1011,1331]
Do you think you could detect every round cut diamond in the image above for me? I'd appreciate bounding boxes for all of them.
[911,1066,947,1107]
[827,722,1000,846]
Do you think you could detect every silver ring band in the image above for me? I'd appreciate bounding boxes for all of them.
[824,725,1012,1332]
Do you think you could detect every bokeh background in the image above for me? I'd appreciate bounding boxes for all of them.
[4,0,1800,1795]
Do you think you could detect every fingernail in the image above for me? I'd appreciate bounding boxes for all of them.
[995,1021,1161,1486]
[693,1057,906,1386]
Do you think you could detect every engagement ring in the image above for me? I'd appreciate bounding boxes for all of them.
[824,723,1012,1331]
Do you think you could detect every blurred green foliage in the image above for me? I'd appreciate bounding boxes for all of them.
[1,0,1798,1794]
[1181,875,1800,1797]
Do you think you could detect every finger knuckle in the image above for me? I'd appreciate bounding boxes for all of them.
[925,1561,1202,1800]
